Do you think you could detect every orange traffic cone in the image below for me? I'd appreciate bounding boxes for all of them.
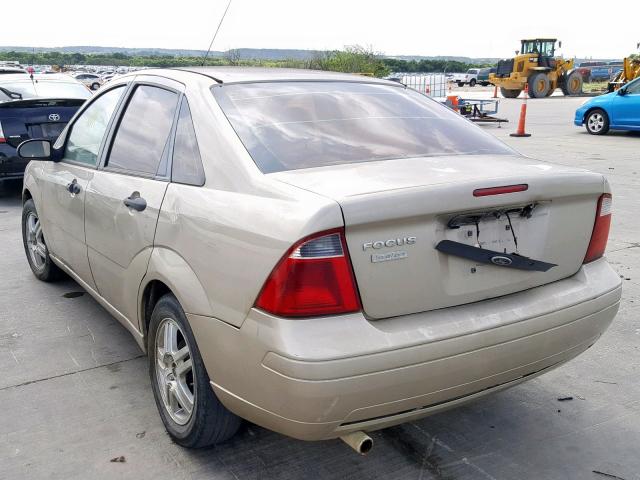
[510,84,531,137]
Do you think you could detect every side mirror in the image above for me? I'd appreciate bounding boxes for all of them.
[558,41,562,49]
[17,139,52,160]
[618,88,626,96]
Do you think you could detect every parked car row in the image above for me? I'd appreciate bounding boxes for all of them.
[3,63,143,90]
[449,68,493,87]
[576,61,623,83]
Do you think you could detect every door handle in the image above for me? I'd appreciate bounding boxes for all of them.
[66,179,81,195]
[123,192,147,212]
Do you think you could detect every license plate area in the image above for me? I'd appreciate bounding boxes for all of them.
[437,202,556,272]
[444,203,539,253]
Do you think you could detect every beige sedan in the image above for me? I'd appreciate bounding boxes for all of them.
[18,68,621,453]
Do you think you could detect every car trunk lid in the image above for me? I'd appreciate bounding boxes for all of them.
[271,154,605,319]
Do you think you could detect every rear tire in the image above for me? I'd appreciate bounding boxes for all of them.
[469,79,476,87]
[500,88,522,98]
[457,82,464,87]
[91,82,100,90]
[561,71,583,96]
[585,109,609,135]
[528,72,550,98]
[22,199,64,282]
[148,293,241,448]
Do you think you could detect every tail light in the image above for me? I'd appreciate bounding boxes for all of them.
[583,194,612,263]
[255,228,361,317]
[0,121,5,143]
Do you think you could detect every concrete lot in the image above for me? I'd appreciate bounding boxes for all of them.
[1,95,639,480]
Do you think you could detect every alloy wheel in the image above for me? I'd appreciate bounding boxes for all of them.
[588,113,604,133]
[155,318,195,425]
[26,212,47,271]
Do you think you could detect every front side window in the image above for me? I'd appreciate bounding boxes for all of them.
[64,86,124,166]
[172,99,205,186]
[625,78,640,94]
[106,85,179,175]
[214,82,514,173]
[540,41,555,56]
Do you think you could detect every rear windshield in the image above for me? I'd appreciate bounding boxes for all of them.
[0,80,91,102]
[213,82,513,173]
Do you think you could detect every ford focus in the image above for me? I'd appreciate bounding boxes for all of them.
[18,68,621,451]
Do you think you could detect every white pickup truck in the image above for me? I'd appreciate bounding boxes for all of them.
[451,68,479,87]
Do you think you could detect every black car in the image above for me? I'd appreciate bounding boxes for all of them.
[0,74,91,185]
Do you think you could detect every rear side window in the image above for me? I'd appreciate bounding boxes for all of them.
[107,85,179,175]
[171,100,205,186]
[213,82,514,173]
[64,86,124,166]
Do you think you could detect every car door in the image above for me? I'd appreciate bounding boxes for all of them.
[610,78,640,128]
[84,78,181,323]
[40,85,127,289]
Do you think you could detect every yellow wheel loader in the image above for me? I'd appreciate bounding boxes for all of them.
[608,49,640,92]
[489,39,582,98]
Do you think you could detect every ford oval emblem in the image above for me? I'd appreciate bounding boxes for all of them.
[49,113,60,121]
[490,255,513,266]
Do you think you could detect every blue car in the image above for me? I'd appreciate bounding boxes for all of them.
[0,74,91,185]
[575,77,640,135]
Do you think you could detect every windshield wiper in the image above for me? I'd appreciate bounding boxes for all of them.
[0,86,23,100]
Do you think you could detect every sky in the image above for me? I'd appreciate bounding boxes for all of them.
[3,0,638,59]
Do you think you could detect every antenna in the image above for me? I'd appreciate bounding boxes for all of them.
[201,0,233,66]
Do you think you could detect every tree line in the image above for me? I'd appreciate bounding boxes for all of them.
[0,46,489,76]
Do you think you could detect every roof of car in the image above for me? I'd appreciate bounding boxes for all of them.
[0,73,79,83]
[158,67,396,85]
[0,67,27,74]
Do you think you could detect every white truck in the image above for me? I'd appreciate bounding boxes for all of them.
[451,68,480,87]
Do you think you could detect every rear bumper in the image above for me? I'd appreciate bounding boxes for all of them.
[189,258,621,441]
[0,144,27,182]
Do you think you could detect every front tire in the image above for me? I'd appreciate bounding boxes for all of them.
[22,199,64,282]
[500,87,522,98]
[91,82,100,91]
[148,294,241,448]
[457,82,464,87]
[469,78,476,87]
[585,109,609,135]
[528,72,550,98]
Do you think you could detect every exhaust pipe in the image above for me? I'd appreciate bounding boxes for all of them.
[340,431,373,455]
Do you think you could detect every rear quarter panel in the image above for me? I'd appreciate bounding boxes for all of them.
[153,182,343,327]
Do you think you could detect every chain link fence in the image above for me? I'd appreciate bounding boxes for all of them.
[390,73,451,97]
